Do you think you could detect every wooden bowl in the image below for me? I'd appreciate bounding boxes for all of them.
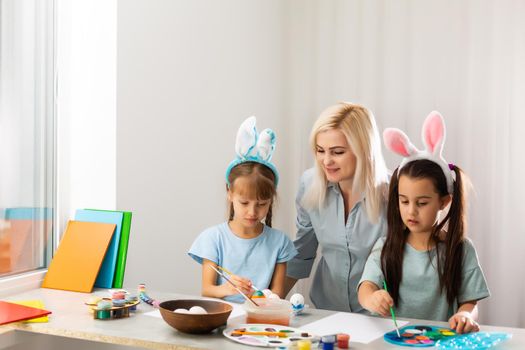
[158,299,233,334]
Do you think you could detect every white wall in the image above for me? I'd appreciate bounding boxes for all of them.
[56,0,117,235]
[117,0,297,295]
[287,0,525,328]
[60,0,525,328]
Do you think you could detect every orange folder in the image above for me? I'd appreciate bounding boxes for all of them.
[0,301,51,325]
[42,220,116,293]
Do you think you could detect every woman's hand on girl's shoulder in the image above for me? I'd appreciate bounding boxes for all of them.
[449,311,480,334]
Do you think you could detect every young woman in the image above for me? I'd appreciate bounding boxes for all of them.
[285,102,389,312]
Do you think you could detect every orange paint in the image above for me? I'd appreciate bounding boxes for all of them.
[231,330,287,337]
[246,314,290,326]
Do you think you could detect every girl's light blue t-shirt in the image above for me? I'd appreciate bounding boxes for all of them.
[359,237,490,321]
[188,222,297,303]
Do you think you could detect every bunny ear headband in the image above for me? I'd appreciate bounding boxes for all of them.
[383,111,454,194]
[225,116,279,186]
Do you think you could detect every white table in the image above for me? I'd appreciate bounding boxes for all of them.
[1,288,524,349]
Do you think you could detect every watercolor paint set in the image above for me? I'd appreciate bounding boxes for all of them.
[223,323,318,347]
[384,325,456,347]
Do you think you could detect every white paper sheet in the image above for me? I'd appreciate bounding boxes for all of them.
[143,309,162,318]
[300,312,408,344]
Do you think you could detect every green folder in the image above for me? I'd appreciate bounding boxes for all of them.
[114,211,132,288]
[85,209,132,289]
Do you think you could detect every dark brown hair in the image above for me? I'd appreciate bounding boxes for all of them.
[227,162,277,227]
[381,159,466,306]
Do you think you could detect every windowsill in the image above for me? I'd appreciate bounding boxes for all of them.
[0,269,47,298]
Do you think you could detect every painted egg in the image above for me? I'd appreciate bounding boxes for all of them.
[188,306,208,314]
[262,289,273,297]
[96,300,112,310]
[251,290,265,298]
[173,308,189,313]
[290,293,305,307]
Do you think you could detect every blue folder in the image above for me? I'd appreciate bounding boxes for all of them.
[75,209,123,288]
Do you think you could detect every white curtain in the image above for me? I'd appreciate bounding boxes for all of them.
[287,0,525,327]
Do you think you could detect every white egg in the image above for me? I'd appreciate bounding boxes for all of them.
[173,308,189,313]
[262,289,273,297]
[188,306,208,314]
[290,293,305,307]
[268,293,280,299]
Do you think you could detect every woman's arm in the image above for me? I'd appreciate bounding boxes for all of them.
[269,263,287,298]
[285,175,319,297]
[449,301,480,334]
[283,276,298,297]
[201,259,253,298]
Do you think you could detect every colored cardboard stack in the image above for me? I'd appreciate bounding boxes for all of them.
[42,220,116,293]
[42,209,132,293]
[10,300,50,323]
[0,301,51,325]
[76,209,133,289]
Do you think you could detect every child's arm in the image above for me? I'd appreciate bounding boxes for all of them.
[269,262,287,298]
[449,301,480,334]
[201,259,253,298]
[358,280,394,317]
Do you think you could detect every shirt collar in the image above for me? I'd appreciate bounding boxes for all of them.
[328,182,366,203]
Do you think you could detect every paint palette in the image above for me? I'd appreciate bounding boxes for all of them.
[436,332,512,349]
[384,325,457,347]
[223,323,317,347]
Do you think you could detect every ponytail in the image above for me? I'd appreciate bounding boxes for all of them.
[438,165,466,304]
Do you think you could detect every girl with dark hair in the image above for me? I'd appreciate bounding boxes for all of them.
[358,112,489,334]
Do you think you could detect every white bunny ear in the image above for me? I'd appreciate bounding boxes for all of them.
[383,128,419,157]
[235,116,258,158]
[256,128,276,161]
[421,111,446,156]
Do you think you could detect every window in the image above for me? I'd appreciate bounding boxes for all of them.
[0,0,55,278]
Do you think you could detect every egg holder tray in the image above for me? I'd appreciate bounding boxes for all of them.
[85,299,140,320]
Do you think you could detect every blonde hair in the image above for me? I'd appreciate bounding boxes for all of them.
[303,102,389,223]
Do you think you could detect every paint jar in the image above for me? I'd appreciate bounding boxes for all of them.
[95,299,113,320]
[337,333,350,349]
[244,298,292,326]
[111,291,126,300]
[126,293,139,311]
[297,339,311,350]
[95,309,111,319]
[112,299,126,307]
[321,335,335,350]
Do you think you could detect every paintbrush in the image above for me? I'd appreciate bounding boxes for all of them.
[210,265,259,307]
[231,330,288,337]
[216,265,262,292]
[383,281,401,338]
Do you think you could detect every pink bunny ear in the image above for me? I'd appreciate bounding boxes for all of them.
[422,111,445,155]
[383,128,418,157]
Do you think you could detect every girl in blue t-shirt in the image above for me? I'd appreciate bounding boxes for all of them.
[188,117,297,303]
[358,112,489,333]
